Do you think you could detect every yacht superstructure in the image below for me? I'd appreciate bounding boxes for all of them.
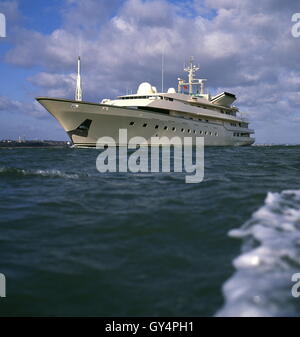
[37,57,255,147]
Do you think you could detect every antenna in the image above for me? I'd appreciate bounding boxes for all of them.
[75,56,82,101]
[161,49,164,93]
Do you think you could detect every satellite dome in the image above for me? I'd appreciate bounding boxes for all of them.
[151,86,157,93]
[167,88,176,94]
[137,82,155,95]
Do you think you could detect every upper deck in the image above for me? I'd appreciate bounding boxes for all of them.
[100,57,251,127]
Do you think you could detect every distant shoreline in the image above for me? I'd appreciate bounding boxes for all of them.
[0,140,70,148]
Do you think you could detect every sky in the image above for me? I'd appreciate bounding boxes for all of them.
[0,0,300,143]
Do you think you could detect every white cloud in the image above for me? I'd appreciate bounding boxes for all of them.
[0,96,48,118]
[29,72,77,98]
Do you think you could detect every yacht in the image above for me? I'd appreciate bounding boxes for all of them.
[36,57,255,147]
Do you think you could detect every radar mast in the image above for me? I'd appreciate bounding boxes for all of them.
[75,56,82,101]
[178,57,207,96]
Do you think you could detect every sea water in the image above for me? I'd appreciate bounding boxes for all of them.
[1,146,300,316]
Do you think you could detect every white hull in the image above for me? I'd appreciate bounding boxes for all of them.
[37,98,255,147]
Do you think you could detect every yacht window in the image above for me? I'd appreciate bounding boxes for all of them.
[188,129,191,133]
[129,122,135,126]
[155,125,159,129]
[193,130,196,134]
[205,131,208,135]
[200,131,203,135]
[172,127,176,131]
[143,123,147,127]
[164,126,168,130]
[181,128,185,132]
[215,132,218,136]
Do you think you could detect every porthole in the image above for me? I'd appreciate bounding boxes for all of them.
[164,126,168,130]
[129,122,135,126]
[181,128,185,133]
[188,129,191,133]
[172,127,176,131]
[155,125,159,129]
[193,130,196,134]
[143,123,147,127]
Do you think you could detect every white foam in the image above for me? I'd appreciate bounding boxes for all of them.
[0,167,79,179]
[29,169,79,179]
[216,190,300,317]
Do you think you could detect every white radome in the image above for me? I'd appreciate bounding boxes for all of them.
[137,82,157,95]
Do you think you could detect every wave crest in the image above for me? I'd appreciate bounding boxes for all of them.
[216,190,300,317]
[0,167,79,179]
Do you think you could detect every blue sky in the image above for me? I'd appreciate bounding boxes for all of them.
[1,0,300,143]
